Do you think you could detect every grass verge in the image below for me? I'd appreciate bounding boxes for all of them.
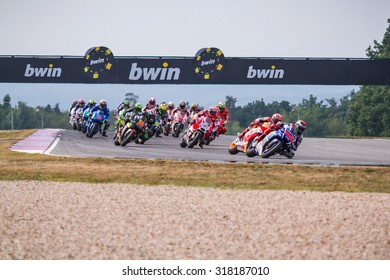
[1,130,389,193]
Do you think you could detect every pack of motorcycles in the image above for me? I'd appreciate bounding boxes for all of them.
[70,109,299,159]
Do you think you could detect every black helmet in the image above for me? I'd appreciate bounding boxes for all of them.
[179,100,186,109]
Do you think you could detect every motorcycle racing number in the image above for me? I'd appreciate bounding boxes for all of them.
[137,120,145,127]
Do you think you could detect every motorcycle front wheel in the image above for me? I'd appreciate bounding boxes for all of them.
[188,131,202,148]
[261,140,283,158]
[228,142,239,154]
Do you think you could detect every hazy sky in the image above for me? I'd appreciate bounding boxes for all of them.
[0,0,389,109]
[1,0,389,57]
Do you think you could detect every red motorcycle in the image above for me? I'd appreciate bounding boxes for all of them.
[180,116,212,148]
[228,124,269,155]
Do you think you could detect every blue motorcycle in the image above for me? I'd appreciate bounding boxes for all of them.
[246,125,297,158]
[86,110,106,138]
[81,108,93,134]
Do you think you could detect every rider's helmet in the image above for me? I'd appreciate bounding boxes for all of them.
[295,120,307,134]
[88,99,95,105]
[99,99,107,109]
[72,99,78,106]
[123,100,130,109]
[209,106,218,116]
[217,101,226,112]
[191,103,198,111]
[148,97,156,107]
[134,103,142,112]
[271,113,283,123]
[159,103,167,112]
[78,98,86,107]
[179,100,186,109]
[168,101,175,110]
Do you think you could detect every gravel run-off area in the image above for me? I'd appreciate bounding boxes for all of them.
[1,180,389,260]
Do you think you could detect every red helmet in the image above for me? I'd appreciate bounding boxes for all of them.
[78,98,85,106]
[148,97,156,106]
[271,113,283,123]
[295,120,307,134]
[209,106,218,116]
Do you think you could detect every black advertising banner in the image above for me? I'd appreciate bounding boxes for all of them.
[1,50,390,85]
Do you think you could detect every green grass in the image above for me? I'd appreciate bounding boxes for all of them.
[1,129,390,193]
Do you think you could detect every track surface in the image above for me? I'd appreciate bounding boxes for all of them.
[50,129,390,166]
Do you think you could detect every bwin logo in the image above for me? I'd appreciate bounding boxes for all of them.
[129,62,180,81]
[247,65,284,79]
[24,64,62,78]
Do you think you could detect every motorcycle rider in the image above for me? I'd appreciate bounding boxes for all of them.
[115,100,134,130]
[156,102,169,136]
[123,103,149,144]
[216,101,229,135]
[68,99,78,123]
[279,120,307,159]
[115,99,131,119]
[143,97,157,111]
[68,98,85,127]
[172,100,190,120]
[167,101,175,120]
[90,99,110,137]
[73,98,86,112]
[189,103,200,123]
[237,113,283,139]
[195,106,220,147]
[82,99,96,111]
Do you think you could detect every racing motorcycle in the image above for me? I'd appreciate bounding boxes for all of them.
[86,110,106,138]
[119,113,148,146]
[81,108,93,134]
[144,109,160,139]
[163,118,172,136]
[172,111,187,137]
[228,125,268,155]
[180,116,212,148]
[246,124,297,158]
[72,108,83,131]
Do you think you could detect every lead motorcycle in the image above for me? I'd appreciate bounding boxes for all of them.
[228,124,269,155]
[180,116,212,148]
[245,124,298,158]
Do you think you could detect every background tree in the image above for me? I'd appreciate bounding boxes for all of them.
[125,92,139,106]
[2,94,11,108]
[348,19,390,137]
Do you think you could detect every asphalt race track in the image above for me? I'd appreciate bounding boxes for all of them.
[49,129,390,166]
